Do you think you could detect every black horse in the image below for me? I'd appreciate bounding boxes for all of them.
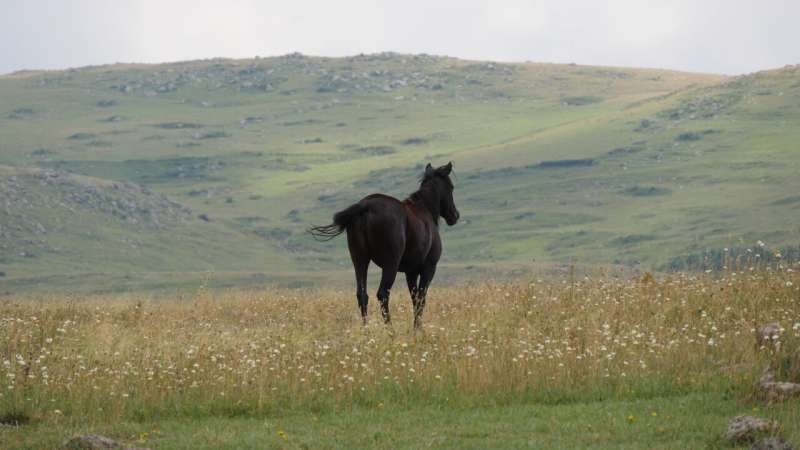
[310,162,460,327]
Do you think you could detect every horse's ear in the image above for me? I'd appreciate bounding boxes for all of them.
[424,163,434,177]
[440,161,453,175]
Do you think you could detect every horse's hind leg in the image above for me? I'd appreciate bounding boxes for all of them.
[405,272,419,303]
[347,230,370,324]
[354,259,369,324]
[405,271,420,320]
[377,267,398,324]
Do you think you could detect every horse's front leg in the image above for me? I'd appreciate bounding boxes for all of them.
[414,263,437,329]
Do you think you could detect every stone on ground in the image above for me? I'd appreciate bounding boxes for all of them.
[62,434,150,450]
[751,437,796,450]
[724,416,777,444]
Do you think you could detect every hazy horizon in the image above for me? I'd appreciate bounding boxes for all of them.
[2,0,799,76]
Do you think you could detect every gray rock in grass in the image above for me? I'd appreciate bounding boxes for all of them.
[723,415,777,444]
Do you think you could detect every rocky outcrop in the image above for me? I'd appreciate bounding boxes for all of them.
[0,166,192,258]
[751,437,796,450]
[62,434,150,450]
[759,366,800,402]
[30,53,518,100]
[723,415,777,444]
[0,168,190,230]
[757,322,782,349]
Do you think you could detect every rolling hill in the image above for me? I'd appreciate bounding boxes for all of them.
[1,53,799,293]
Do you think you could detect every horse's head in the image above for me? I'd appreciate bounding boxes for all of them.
[423,162,460,226]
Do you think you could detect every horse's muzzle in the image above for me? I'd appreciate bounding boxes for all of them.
[446,210,460,226]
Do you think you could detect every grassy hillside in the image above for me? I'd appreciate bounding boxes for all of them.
[1,53,798,292]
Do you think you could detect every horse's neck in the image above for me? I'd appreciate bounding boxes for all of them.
[410,185,440,222]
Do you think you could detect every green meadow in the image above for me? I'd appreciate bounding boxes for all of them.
[2,270,799,449]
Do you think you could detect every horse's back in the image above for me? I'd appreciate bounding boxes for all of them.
[361,193,402,208]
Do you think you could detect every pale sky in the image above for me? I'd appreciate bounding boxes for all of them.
[1,0,798,75]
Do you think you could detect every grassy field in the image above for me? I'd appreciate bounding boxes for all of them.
[1,54,799,292]
[2,265,799,448]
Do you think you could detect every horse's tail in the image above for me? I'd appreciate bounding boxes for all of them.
[308,203,368,241]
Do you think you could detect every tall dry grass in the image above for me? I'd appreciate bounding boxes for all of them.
[1,265,799,423]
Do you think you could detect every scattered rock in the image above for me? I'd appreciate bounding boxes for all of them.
[198,213,211,222]
[62,434,150,450]
[791,350,800,381]
[758,364,800,402]
[0,412,29,426]
[355,145,395,155]
[286,209,301,223]
[723,416,777,444]
[63,435,119,449]
[401,137,427,145]
[634,118,656,131]
[67,132,97,140]
[761,365,778,385]
[193,131,230,140]
[7,107,34,119]
[534,159,595,169]
[30,148,54,157]
[153,122,204,130]
[676,131,702,142]
[757,322,782,348]
[239,116,264,127]
[562,96,601,106]
[759,367,800,402]
[751,437,795,450]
